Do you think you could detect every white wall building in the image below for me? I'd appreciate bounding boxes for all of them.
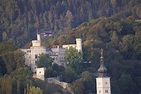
[21,33,82,80]
[96,49,111,94]
[62,38,82,52]
[35,67,46,80]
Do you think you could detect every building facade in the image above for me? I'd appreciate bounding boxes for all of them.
[62,38,82,52]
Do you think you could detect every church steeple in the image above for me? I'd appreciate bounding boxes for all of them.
[96,49,111,94]
[98,49,107,77]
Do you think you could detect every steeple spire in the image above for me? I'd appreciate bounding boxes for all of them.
[96,49,111,94]
[98,49,107,77]
[101,48,103,57]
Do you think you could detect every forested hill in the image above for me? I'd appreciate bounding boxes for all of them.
[51,17,141,93]
[0,0,141,47]
[53,17,141,61]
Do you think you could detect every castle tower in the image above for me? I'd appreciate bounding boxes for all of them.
[96,49,111,94]
[76,38,82,52]
[32,34,41,47]
[30,33,46,73]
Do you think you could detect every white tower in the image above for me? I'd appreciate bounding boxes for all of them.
[32,34,41,47]
[36,67,46,81]
[96,49,111,94]
[37,33,41,41]
[76,38,82,52]
[30,33,46,73]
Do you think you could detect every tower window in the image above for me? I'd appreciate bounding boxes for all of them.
[105,90,108,93]
[99,90,101,93]
[35,54,38,59]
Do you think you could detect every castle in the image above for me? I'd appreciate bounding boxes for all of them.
[21,33,82,80]
[21,34,111,94]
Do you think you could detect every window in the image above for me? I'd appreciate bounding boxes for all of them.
[27,50,31,52]
[35,54,38,59]
[105,82,107,84]
[105,90,108,93]
[99,90,101,93]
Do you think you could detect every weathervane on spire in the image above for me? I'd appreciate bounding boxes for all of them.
[96,48,111,94]
[101,48,103,57]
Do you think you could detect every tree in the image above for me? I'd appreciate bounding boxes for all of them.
[0,75,12,94]
[11,67,32,94]
[72,78,84,94]
[111,31,119,48]
[65,47,83,74]
[28,86,42,94]
[1,52,16,73]
[0,57,7,76]
[0,42,17,55]
[118,74,138,94]
[45,67,57,78]
[65,47,82,64]
[56,35,67,46]
[14,49,25,69]
[70,70,96,94]
[62,67,77,83]
[65,10,73,31]
[52,63,65,76]
[11,67,32,82]
[134,32,141,60]
[36,54,53,68]
[0,43,25,74]
[2,32,7,41]
[120,34,135,59]
[80,71,96,94]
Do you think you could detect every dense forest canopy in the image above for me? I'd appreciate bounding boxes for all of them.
[54,17,141,61]
[0,0,141,94]
[51,17,141,94]
[0,0,141,47]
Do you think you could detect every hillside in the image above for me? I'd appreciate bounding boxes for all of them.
[1,16,141,94]
[53,17,141,61]
[0,0,141,94]
[51,17,141,94]
[0,0,141,47]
